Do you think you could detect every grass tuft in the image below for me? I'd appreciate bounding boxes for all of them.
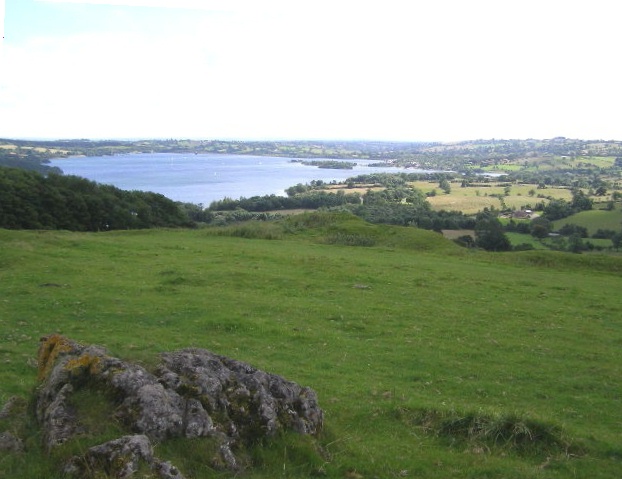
[324,233,376,247]
[398,407,583,457]
[205,221,285,240]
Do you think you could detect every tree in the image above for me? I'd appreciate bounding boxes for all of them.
[558,223,588,238]
[439,178,451,194]
[454,235,476,248]
[571,189,593,212]
[0,166,192,231]
[612,232,622,250]
[474,216,512,251]
[568,233,585,254]
[543,199,572,220]
[592,228,616,239]
[532,225,550,239]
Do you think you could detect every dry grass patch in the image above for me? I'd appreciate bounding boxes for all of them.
[503,196,535,209]
[539,187,574,200]
[428,195,501,214]
[325,184,383,195]
[408,180,443,194]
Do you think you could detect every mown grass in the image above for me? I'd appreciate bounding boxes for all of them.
[1,214,621,478]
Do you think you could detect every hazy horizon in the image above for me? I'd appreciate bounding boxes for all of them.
[5,135,621,143]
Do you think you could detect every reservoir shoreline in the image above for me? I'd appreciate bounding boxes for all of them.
[50,153,432,206]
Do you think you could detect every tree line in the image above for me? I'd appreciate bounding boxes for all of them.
[207,190,361,212]
[0,149,63,175]
[206,183,475,231]
[0,167,192,231]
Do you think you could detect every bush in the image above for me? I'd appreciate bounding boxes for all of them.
[592,228,617,239]
[474,217,512,251]
[454,235,475,248]
[557,223,588,238]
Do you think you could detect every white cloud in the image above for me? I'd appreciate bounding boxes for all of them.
[3,1,621,140]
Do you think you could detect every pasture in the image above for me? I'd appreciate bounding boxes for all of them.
[552,208,622,235]
[419,181,573,215]
[1,215,621,478]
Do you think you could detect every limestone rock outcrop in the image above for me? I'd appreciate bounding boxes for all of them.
[63,434,186,479]
[34,335,323,478]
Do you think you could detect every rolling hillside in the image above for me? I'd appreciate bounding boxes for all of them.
[1,214,621,478]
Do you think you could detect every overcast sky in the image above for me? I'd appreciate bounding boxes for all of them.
[1,0,620,141]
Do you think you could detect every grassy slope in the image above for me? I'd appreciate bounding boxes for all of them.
[552,207,622,235]
[1,215,621,478]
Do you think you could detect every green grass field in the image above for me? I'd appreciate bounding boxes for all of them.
[1,214,622,478]
[504,233,548,250]
[480,156,617,173]
[552,207,622,235]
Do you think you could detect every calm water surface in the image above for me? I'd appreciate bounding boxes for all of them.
[50,153,423,205]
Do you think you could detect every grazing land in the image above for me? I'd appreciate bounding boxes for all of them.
[419,182,575,215]
[552,208,622,236]
[2,137,622,475]
[1,213,621,478]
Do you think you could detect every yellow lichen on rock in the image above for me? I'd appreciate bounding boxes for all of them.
[64,354,102,377]
[37,334,74,381]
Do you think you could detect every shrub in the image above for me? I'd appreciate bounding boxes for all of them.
[558,224,588,238]
[592,228,616,239]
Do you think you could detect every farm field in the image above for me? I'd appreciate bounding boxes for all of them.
[324,180,578,216]
[552,208,622,236]
[1,214,622,478]
[480,156,618,173]
[504,233,549,250]
[417,181,573,215]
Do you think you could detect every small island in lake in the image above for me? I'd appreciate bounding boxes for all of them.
[290,159,357,169]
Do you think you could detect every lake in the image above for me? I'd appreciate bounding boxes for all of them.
[50,153,427,206]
